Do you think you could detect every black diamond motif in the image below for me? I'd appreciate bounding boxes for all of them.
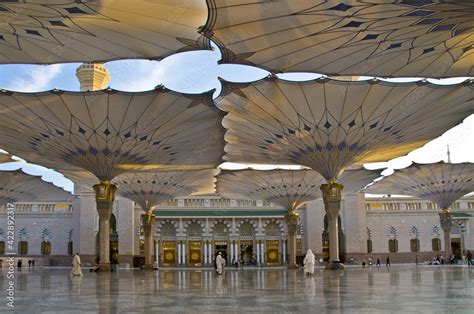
[26,29,41,36]
[369,122,378,129]
[103,128,111,136]
[50,20,68,27]
[422,47,435,54]
[287,128,296,135]
[329,3,352,11]
[348,119,356,128]
[65,7,87,14]
[324,121,331,129]
[78,127,86,134]
[388,43,402,49]
[304,124,311,131]
[124,131,131,139]
[140,135,148,141]
[362,34,378,41]
[343,21,364,28]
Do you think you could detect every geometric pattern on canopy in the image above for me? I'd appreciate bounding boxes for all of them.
[0,0,210,64]
[0,88,225,181]
[114,169,219,211]
[0,169,72,204]
[217,168,379,211]
[217,78,474,180]
[203,0,474,77]
[366,162,474,209]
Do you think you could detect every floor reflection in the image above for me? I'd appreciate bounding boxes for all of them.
[1,266,473,312]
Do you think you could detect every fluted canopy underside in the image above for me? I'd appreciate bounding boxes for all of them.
[114,169,219,211]
[366,162,474,209]
[0,89,225,181]
[0,153,13,164]
[217,169,379,211]
[204,0,474,77]
[218,78,474,180]
[0,0,210,64]
[0,169,72,204]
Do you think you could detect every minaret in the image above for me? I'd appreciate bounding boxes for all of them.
[75,63,110,91]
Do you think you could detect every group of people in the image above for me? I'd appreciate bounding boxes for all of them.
[362,257,391,269]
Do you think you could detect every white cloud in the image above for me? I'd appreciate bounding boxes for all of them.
[9,64,64,92]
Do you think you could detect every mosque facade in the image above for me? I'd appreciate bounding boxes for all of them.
[1,191,472,267]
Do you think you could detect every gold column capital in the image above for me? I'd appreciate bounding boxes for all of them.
[93,180,117,210]
[439,208,453,233]
[285,210,300,236]
[320,179,344,203]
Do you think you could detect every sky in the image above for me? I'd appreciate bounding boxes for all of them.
[0,47,472,193]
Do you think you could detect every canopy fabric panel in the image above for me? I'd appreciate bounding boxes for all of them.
[203,0,474,77]
[366,162,474,209]
[0,88,225,181]
[0,0,210,64]
[217,78,474,180]
[0,169,72,204]
[114,169,219,211]
[217,168,379,211]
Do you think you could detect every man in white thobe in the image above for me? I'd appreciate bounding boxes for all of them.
[216,252,226,275]
[303,249,315,276]
[70,253,83,276]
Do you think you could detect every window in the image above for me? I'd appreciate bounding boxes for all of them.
[432,238,441,251]
[19,241,28,255]
[41,241,51,255]
[68,241,73,256]
[410,239,420,252]
[388,239,398,253]
[367,239,373,253]
[0,241,4,255]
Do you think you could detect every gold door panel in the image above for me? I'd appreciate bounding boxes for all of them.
[163,241,176,266]
[266,240,279,265]
[188,241,202,266]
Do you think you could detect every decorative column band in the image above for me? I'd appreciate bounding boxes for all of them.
[285,210,299,236]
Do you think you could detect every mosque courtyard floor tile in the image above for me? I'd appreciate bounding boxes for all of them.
[1,265,473,313]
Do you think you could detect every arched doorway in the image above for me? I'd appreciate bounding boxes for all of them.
[322,215,346,262]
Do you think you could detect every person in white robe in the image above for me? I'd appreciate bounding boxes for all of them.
[303,249,315,276]
[70,253,83,276]
[216,252,226,275]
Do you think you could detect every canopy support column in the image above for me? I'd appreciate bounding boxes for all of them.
[321,179,344,270]
[285,210,299,269]
[439,208,453,260]
[142,212,155,270]
[93,180,116,272]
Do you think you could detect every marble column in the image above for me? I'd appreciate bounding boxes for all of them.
[285,210,299,269]
[177,242,181,265]
[321,179,344,270]
[93,180,117,272]
[282,240,287,264]
[141,213,154,270]
[256,241,261,265]
[439,208,453,259]
[155,240,159,267]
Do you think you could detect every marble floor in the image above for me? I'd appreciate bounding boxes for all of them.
[1,265,473,313]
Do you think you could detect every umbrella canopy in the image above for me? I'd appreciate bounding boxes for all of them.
[366,162,474,209]
[0,0,210,64]
[0,169,72,204]
[217,78,474,180]
[114,169,219,211]
[217,168,379,211]
[0,88,225,181]
[203,0,474,77]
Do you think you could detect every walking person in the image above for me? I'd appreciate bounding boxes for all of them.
[386,256,391,268]
[70,253,83,276]
[303,249,315,276]
[376,257,381,269]
[216,252,226,275]
[467,251,472,267]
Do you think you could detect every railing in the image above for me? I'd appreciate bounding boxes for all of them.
[366,198,473,212]
[159,198,275,209]
[0,202,73,213]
